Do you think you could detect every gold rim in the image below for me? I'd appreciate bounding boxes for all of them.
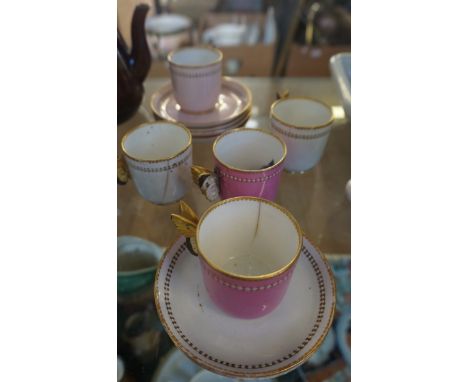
[177,104,217,115]
[121,121,192,163]
[167,46,223,68]
[191,114,253,139]
[150,77,252,128]
[153,234,336,378]
[195,197,302,281]
[212,128,287,173]
[270,96,335,130]
[192,111,252,132]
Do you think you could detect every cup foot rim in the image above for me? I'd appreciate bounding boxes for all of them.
[178,103,218,115]
[284,166,317,175]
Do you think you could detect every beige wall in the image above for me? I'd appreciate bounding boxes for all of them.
[117,0,156,47]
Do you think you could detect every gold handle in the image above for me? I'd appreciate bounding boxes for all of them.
[305,21,313,47]
[117,155,130,185]
[191,165,220,202]
[305,2,320,47]
[276,89,289,100]
[170,201,199,256]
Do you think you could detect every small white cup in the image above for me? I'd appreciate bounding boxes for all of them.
[168,46,223,113]
[203,23,247,46]
[145,14,192,58]
[119,122,192,205]
[270,97,335,173]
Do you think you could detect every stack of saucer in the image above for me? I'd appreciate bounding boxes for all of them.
[150,47,252,139]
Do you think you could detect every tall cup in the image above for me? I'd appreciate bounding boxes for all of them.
[167,46,223,113]
[118,122,192,205]
[270,96,335,173]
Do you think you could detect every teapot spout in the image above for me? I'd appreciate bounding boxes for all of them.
[129,4,151,83]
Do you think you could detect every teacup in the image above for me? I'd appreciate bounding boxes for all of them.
[270,95,335,173]
[191,128,287,202]
[167,46,223,113]
[202,23,247,47]
[117,236,164,295]
[145,14,192,58]
[118,122,192,205]
[171,198,303,319]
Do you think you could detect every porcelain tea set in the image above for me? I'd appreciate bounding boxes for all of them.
[118,45,338,378]
[150,46,252,139]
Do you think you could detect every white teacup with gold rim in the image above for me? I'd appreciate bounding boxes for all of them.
[270,95,335,173]
[170,198,303,319]
[118,122,192,205]
[168,46,223,113]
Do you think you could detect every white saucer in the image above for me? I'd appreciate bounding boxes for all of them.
[155,236,336,379]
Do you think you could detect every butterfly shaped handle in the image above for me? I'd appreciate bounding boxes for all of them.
[170,201,200,256]
[191,165,220,202]
[117,155,130,185]
[276,89,289,100]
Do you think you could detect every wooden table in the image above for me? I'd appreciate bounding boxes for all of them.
[118,77,350,256]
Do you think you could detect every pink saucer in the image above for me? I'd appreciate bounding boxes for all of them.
[151,77,252,128]
[154,236,335,379]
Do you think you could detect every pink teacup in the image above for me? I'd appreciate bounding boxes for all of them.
[167,46,223,113]
[171,198,303,318]
[191,128,287,201]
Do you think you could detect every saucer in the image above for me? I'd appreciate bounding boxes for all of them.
[150,77,252,128]
[191,113,251,139]
[154,236,335,379]
[189,109,250,130]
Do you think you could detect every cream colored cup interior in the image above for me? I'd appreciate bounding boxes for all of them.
[273,98,332,127]
[198,199,301,277]
[123,123,190,161]
[170,47,221,67]
[214,130,285,171]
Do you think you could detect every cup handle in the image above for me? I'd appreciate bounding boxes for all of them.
[191,165,220,202]
[170,201,200,256]
[276,89,289,100]
[117,155,130,185]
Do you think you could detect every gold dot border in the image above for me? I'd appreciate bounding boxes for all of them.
[271,119,331,140]
[154,236,335,378]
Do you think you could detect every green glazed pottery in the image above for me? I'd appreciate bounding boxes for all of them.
[118,236,164,295]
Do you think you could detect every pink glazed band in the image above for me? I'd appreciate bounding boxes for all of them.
[200,258,297,319]
[195,197,302,319]
[213,128,287,201]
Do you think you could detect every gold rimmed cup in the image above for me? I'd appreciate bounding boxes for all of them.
[150,77,252,130]
[118,121,193,205]
[154,229,336,378]
[190,128,287,202]
[168,46,223,113]
[171,197,303,318]
[270,95,335,173]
